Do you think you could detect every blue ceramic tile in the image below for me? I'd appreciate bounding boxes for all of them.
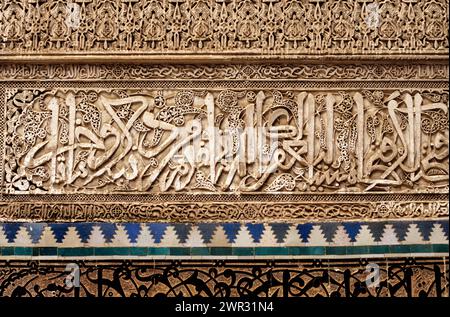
[49,224,71,243]
[197,223,217,243]
[75,223,94,243]
[222,223,241,243]
[392,221,411,242]
[246,223,264,243]
[320,222,340,242]
[343,222,362,242]
[415,221,435,241]
[97,223,118,243]
[24,223,46,244]
[367,222,386,242]
[270,223,290,243]
[123,223,141,243]
[438,220,449,238]
[2,223,23,243]
[147,223,168,243]
[172,224,192,244]
[296,223,313,242]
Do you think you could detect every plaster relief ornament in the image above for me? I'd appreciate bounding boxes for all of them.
[3,88,448,195]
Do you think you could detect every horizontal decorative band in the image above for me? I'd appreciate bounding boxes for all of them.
[0,258,448,297]
[0,0,447,60]
[1,201,447,222]
[0,245,448,258]
[0,220,447,248]
[0,64,448,81]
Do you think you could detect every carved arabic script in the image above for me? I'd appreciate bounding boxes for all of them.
[3,89,448,194]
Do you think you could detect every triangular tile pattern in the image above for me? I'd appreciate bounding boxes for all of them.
[24,223,46,244]
[14,226,32,246]
[207,225,230,247]
[233,225,256,247]
[297,223,314,243]
[197,223,216,243]
[307,225,328,246]
[332,225,352,245]
[185,226,207,247]
[269,223,290,243]
[354,225,375,245]
[147,223,168,243]
[123,223,141,243]
[429,223,448,244]
[49,224,70,243]
[222,223,241,243]
[135,225,156,246]
[37,226,59,247]
[403,224,424,244]
[111,225,133,247]
[0,221,447,248]
[159,225,183,247]
[380,224,400,245]
[259,225,280,246]
[283,225,304,246]
[0,225,9,246]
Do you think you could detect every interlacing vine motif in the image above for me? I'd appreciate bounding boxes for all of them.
[0,0,448,55]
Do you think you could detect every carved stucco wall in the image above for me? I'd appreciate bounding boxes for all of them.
[0,0,448,297]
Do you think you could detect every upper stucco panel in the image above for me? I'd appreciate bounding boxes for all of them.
[0,0,448,62]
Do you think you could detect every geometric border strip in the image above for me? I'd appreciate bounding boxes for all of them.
[0,201,448,222]
[1,244,447,259]
[0,220,447,258]
[0,64,449,81]
[1,258,448,297]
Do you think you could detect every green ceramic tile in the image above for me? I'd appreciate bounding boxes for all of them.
[432,244,449,253]
[232,248,254,256]
[368,245,390,254]
[14,247,33,256]
[170,248,190,256]
[39,247,57,256]
[1,247,14,256]
[255,247,289,256]
[389,245,410,254]
[58,248,94,257]
[148,247,169,255]
[308,247,326,255]
[94,247,129,256]
[191,247,210,256]
[32,248,39,256]
[210,247,232,255]
[409,244,433,253]
[288,247,325,255]
[326,246,347,255]
[288,247,301,255]
[129,247,148,256]
[346,246,369,255]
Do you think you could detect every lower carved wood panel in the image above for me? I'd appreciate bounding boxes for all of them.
[0,258,448,297]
